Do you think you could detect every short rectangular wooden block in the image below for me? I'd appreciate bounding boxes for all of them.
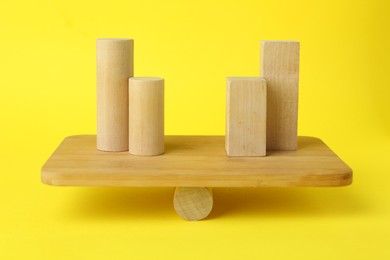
[261,41,300,151]
[226,77,267,156]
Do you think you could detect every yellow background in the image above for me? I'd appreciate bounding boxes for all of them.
[1,0,389,259]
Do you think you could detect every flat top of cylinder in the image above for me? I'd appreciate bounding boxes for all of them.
[97,38,133,41]
[129,77,163,81]
[261,40,299,43]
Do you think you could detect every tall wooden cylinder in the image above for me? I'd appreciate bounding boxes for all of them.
[96,38,133,152]
[128,77,164,156]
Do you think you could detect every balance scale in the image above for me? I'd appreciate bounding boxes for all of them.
[41,39,353,220]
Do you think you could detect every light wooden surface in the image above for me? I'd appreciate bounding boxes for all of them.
[226,77,267,156]
[261,40,299,151]
[128,77,164,156]
[173,187,213,221]
[96,38,133,152]
[42,135,352,187]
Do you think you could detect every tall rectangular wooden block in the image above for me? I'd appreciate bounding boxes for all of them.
[261,41,300,151]
[226,77,267,156]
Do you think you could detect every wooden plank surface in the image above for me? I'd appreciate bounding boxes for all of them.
[41,135,352,187]
[226,77,267,156]
[261,40,300,150]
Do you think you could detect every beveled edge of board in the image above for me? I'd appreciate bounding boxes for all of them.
[41,135,353,188]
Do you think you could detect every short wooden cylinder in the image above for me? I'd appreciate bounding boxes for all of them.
[128,77,164,156]
[173,187,213,221]
[96,38,133,152]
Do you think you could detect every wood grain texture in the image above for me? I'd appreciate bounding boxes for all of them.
[128,77,164,156]
[41,135,352,187]
[226,77,267,156]
[261,40,299,151]
[173,187,213,221]
[97,38,133,152]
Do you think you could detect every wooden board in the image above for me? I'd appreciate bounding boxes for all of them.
[226,77,267,156]
[261,41,300,150]
[41,135,352,187]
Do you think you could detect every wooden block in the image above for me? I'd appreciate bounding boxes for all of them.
[261,40,300,151]
[173,187,213,221]
[97,38,134,152]
[226,77,267,156]
[128,77,164,156]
